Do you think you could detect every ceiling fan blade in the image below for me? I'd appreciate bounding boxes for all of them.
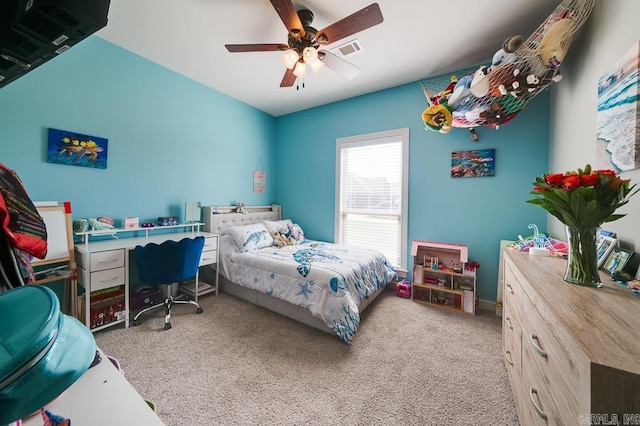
[225,44,288,53]
[270,0,304,37]
[320,51,361,80]
[280,67,296,87]
[316,3,383,45]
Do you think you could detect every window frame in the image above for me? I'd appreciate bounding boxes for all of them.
[334,127,409,271]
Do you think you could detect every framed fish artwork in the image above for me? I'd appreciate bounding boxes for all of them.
[451,149,495,178]
[47,128,108,169]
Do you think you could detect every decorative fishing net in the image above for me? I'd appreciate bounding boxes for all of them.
[420,0,596,135]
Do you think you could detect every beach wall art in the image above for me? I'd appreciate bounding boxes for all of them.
[451,149,495,178]
[47,128,108,169]
[596,41,640,172]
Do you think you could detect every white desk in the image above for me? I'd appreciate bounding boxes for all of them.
[74,231,218,332]
[22,349,164,426]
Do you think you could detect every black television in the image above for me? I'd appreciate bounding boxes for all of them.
[0,0,110,89]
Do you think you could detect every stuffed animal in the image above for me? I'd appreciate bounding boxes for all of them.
[488,63,520,97]
[498,66,562,98]
[422,103,453,133]
[272,231,288,247]
[502,35,525,53]
[447,74,475,108]
[498,68,536,97]
[491,35,524,67]
[486,32,551,99]
[235,202,247,214]
[469,66,491,97]
[538,67,563,86]
[272,226,296,247]
[538,19,575,67]
[429,75,458,106]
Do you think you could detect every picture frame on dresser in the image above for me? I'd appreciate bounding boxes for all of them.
[597,236,618,267]
[602,247,633,275]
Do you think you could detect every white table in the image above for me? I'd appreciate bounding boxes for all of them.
[22,350,164,425]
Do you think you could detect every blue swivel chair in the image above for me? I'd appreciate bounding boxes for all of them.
[132,236,205,330]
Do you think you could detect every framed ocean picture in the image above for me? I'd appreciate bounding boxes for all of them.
[451,149,495,178]
[47,128,108,169]
[596,41,640,172]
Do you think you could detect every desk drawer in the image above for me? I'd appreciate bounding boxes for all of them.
[200,249,217,266]
[90,267,125,292]
[203,235,218,251]
[90,249,125,272]
[200,235,218,266]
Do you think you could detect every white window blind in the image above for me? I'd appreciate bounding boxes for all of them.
[335,128,408,269]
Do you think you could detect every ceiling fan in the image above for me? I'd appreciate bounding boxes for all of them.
[225,1,383,88]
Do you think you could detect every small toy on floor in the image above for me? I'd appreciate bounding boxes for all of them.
[396,280,411,298]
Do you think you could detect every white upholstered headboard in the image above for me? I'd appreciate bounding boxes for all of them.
[202,205,281,234]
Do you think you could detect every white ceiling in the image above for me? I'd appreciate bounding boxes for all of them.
[96,0,561,117]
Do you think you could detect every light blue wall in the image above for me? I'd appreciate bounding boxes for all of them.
[275,78,551,302]
[0,35,551,303]
[0,37,276,223]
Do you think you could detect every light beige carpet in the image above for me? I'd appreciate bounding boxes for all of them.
[94,289,519,425]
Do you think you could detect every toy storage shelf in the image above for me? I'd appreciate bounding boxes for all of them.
[410,240,477,315]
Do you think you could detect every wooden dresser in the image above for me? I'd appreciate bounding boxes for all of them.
[502,249,640,425]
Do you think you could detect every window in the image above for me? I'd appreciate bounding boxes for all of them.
[335,128,409,270]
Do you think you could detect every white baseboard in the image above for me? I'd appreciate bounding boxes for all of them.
[478,298,501,315]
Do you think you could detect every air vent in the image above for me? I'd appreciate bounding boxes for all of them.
[331,39,363,58]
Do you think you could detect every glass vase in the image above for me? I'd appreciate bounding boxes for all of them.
[563,225,602,288]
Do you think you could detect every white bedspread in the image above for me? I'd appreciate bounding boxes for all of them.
[218,236,396,343]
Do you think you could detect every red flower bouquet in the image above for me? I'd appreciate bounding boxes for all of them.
[528,165,636,229]
[527,165,637,287]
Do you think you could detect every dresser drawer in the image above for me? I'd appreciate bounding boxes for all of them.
[503,258,523,322]
[521,341,562,425]
[90,249,125,272]
[502,300,522,376]
[522,294,584,421]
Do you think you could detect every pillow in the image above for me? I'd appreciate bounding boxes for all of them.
[287,223,305,243]
[263,219,293,235]
[226,223,274,252]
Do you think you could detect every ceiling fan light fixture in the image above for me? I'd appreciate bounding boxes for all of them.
[302,47,318,64]
[310,58,325,74]
[282,50,299,69]
[293,61,306,78]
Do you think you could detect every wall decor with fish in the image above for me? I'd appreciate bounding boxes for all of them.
[47,128,108,169]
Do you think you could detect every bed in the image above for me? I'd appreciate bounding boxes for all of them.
[202,205,396,344]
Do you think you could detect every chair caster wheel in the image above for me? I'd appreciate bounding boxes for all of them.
[133,319,141,326]
[196,307,204,314]
[164,323,172,330]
